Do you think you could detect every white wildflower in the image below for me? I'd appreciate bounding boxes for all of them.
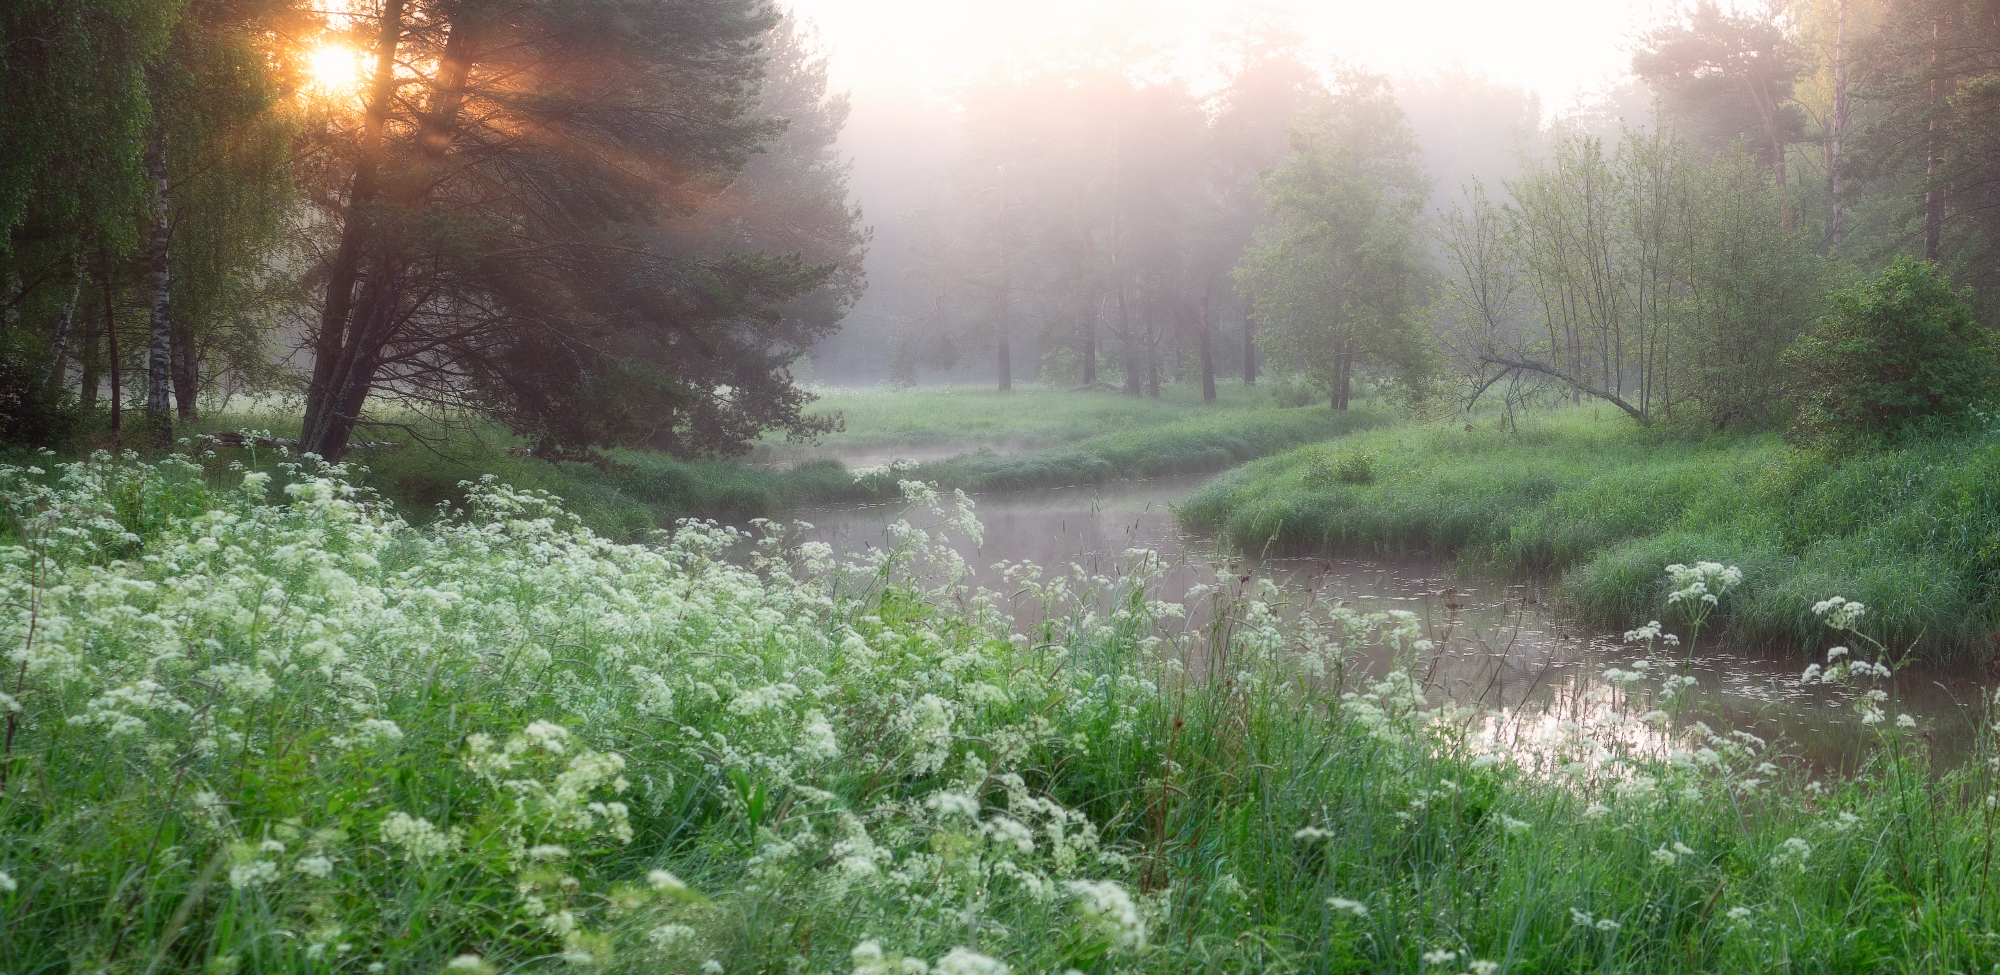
[295,856,334,878]
[380,812,450,859]
[933,948,1008,975]
[1065,879,1144,950]
[1326,896,1368,918]
[228,859,279,890]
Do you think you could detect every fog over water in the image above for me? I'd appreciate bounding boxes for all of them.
[788,471,1994,774]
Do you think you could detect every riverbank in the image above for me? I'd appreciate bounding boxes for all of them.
[7,389,1382,539]
[2,453,1994,974]
[1180,409,2000,660]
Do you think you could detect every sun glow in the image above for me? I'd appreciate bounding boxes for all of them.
[304,43,364,93]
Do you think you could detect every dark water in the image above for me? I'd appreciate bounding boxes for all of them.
[786,474,1994,773]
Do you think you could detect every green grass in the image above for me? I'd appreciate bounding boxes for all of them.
[5,452,1998,974]
[763,382,1311,458]
[899,403,1388,493]
[1180,409,2000,658]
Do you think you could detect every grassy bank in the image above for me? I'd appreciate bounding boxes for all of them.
[3,453,1997,974]
[14,394,1381,540]
[1180,409,2000,659]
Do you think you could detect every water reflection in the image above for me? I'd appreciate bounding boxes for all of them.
[785,474,1993,774]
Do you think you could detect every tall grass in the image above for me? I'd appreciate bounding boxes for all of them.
[3,452,1997,973]
[1180,409,2000,658]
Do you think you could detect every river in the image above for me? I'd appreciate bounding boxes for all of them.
[784,471,1993,774]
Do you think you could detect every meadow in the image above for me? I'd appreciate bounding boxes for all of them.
[3,450,1998,973]
[1179,409,2000,659]
[753,383,1309,461]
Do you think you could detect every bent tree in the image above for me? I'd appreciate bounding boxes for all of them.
[302,0,836,460]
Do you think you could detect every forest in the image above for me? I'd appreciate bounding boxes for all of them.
[7,0,2000,972]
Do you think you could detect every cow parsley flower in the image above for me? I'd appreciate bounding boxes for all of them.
[380,812,450,859]
[1326,897,1368,918]
[933,948,1007,975]
[1065,879,1144,950]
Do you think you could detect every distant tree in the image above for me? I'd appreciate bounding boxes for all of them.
[1784,256,1997,449]
[1208,14,1324,386]
[658,13,868,380]
[1633,0,1807,225]
[1852,0,2000,318]
[1236,73,1434,411]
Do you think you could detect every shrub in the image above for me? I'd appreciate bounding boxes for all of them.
[0,352,90,448]
[1303,447,1373,486]
[1784,257,1999,451]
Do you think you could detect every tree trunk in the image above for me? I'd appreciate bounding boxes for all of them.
[142,134,173,433]
[1242,295,1258,385]
[39,258,84,390]
[304,0,406,441]
[1117,285,1140,396]
[1334,347,1353,410]
[171,319,196,421]
[996,325,1012,392]
[1198,280,1216,402]
[80,300,100,408]
[1829,0,1848,249]
[1146,334,1159,397]
[99,247,121,437]
[1923,17,1942,261]
[309,264,405,460]
[1080,288,1097,385]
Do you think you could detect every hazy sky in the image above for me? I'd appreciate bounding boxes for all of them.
[790,0,1669,112]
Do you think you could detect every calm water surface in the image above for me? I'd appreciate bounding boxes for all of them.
[784,472,1993,773]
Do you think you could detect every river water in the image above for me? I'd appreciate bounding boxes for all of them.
[785,472,1994,774]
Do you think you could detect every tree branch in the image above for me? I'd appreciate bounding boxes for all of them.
[1476,353,1650,424]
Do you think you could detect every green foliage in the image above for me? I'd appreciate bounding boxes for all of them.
[1303,447,1373,486]
[1444,127,1830,429]
[1237,72,1434,410]
[0,350,90,448]
[5,455,2000,974]
[1182,408,2000,657]
[1784,257,1998,450]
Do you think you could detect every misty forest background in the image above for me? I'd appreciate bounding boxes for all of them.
[2,0,1998,463]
